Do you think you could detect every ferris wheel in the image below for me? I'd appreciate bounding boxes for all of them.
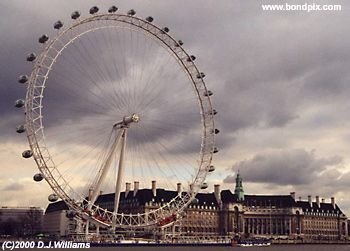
[15,6,218,229]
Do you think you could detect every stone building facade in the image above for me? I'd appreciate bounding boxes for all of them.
[45,175,348,240]
[42,201,75,237]
[218,173,348,240]
[0,206,44,236]
[180,192,220,235]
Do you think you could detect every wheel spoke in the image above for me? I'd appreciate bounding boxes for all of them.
[23,10,215,230]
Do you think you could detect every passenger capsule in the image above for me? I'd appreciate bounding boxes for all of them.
[204,90,213,96]
[213,147,219,154]
[208,165,215,172]
[212,128,220,134]
[15,99,25,108]
[18,75,28,84]
[175,40,183,47]
[16,125,25,133]
[38,34,49,44]
[89,6,99,15]
[197,72,205,79]
[145,16,154,22]
[209,109,218,115]
[162,27,170,33]
[48,194,59,202]
[201,182,208,189]
[187,55,196,62]
[71,11,80,20]
[191,198,199,204]
[33,173,44,182]
[127,9,136,16]
[26,53,36,62]
[22,150,33,158]
[108,6,118,13]
[54,20,63,30]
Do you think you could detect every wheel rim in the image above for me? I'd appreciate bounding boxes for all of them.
[24,12,215,228]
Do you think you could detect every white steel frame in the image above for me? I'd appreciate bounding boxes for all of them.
[25,12,215,228]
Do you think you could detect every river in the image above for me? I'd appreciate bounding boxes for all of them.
[92,245,349,251]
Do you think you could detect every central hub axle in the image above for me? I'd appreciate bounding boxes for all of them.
[114,113,140,128]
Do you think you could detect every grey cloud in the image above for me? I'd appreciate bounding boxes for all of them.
[3,0,350,147]
[2,0,350,214]
[329,172,350,188]
[224,149,343,186]
[301,62,350,102]
[3,182,24,191]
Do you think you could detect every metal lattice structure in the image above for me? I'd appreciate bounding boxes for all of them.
[17,7,217,229]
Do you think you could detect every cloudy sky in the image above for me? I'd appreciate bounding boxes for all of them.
[1,0,350,215]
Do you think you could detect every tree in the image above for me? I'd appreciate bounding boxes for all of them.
[22,208,43,236]
[0,218,20,236]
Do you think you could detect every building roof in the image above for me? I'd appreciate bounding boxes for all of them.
[296,201,344,215]
[220,189,345,215]
[45,200,69,214]
[222,189,297,207]
[244,195,297,208]
[195,192,219,207]
[95,188,178,205]
[45,189,345,217]
[221,189,238,203]
[95,188,218,207]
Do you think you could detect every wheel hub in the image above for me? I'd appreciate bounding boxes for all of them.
[114,113,140,128]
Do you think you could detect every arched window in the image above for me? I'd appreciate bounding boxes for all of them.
[234,206,239,233]
[296,211,301,234]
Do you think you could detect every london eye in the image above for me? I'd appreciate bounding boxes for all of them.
[15,6,218,230]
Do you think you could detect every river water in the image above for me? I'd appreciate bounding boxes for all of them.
[95,245,349,251]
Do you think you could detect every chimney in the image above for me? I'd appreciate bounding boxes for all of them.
[321,198,325,203]
[298,196,302,201]
[133,181,139,197]
[152,180,157,197]
[88,188,93,200]
[177,183,182,194]
[331,197,335,209]
[290,192,296,201]
[214,184,221,204]
[316,195,320,208]
[308,195,312,207]
[125,182,131,198]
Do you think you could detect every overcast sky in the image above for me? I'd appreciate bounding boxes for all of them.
[1,0,350,216]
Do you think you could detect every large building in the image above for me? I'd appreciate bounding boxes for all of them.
[220,173,348,240]
[0,206,44,236]
[42,201,75,237]
[44,175,348,241]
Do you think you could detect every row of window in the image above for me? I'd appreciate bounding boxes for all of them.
[182,227,218,233]
[304,211,339,217]
[185,211,217,216]
[188,205,217,210]
[304,220,338,230]
[304,230,339,235]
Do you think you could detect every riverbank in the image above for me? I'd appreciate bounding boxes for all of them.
[272,239,350,245]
